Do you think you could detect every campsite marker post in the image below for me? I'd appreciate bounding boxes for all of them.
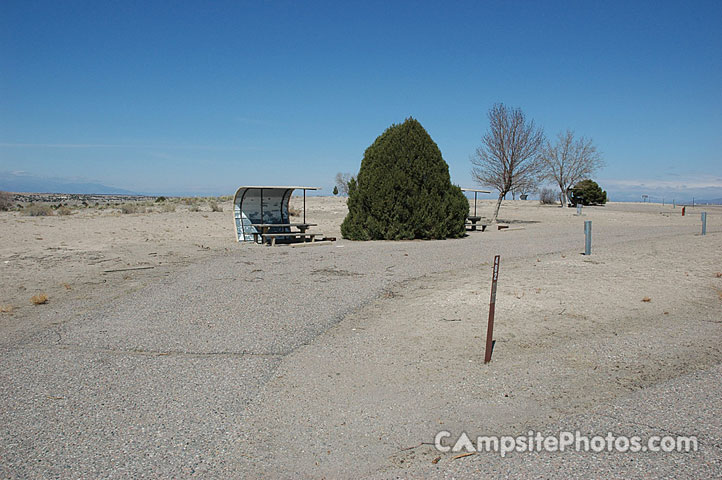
[584,221,592,255]
[484,255,500,363]
[701,212,707,235]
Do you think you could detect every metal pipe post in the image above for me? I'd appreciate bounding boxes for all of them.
[702,212,707,235]
[584,220,592,255]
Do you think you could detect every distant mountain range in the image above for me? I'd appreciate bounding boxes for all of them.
[0,172,136,195]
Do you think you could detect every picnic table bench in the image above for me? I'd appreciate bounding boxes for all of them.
[250,223,320,245]
[466,216,488,232]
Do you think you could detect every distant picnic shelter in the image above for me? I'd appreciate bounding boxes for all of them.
[461,187,491,231]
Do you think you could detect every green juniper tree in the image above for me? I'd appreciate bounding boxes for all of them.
[341,118,468,240]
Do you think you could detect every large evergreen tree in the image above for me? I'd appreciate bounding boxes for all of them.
[341,118,468,240]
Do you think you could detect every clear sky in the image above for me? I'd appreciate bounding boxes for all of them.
[1,0,721,200]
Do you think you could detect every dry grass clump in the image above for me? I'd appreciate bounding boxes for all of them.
[120,203,145,214]
[0,191,12,211]
[208,200,223,212]
[22,204,54,216]
[161,203,176,212]
[56,206,73,215]
[30,293,48,305]
[289,206,301,217]
[0,304,14,314]
[188,205,201,212]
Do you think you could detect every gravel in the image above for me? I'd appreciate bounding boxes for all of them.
[0,208,712,478]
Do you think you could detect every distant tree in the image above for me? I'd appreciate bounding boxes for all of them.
[341,118,468,240]
[332,185,339,195]
[334,172,355,196]
[540,130,604,208]
[471,103,545,222]
[539,187,558,205]
[570,179,607,205]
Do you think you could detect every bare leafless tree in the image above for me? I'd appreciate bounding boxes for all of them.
[334,172,355,196]
[540,130,604,207]
[471,103,544,222]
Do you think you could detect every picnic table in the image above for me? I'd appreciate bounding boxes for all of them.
[465,216,487,231]
[249,223,319,245]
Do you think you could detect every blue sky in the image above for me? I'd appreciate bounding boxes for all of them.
[1,0,721,200]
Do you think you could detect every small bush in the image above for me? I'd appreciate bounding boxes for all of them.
[539,188,558,205]
[57,206,73,216]
[155,196,167,203]
[0,191,13,211]
[209,200,223,212]
[120,203,145,214]
[161,203,176,212]
[570,179,607,205]
[188,205,201,212]
[30,293,48,305]
[289,206,301,217]
[22,204,54,216]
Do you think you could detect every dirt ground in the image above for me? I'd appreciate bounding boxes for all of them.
[1,197,721,477]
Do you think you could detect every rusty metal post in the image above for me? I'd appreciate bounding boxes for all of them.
[485,255,500,363]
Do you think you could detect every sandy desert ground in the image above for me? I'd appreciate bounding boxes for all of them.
[1,196,721,478]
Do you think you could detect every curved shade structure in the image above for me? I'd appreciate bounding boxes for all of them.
[233,186,318,242]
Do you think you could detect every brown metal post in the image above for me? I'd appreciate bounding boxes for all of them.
[485,255,500,363]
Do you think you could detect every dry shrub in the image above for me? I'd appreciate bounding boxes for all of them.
[22,204,54,216]
[209,200,223,212]
[0,191,12,211]
[642,296,651,302]
[161,203,176,212]
[289,206,301,217]
[539,188,558,205]
[30,293,48,305]
[188,205,201,212]
[0,304,14,314]
[120,203,145,214]
[57,206,73,215]
[716,272,722,278]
